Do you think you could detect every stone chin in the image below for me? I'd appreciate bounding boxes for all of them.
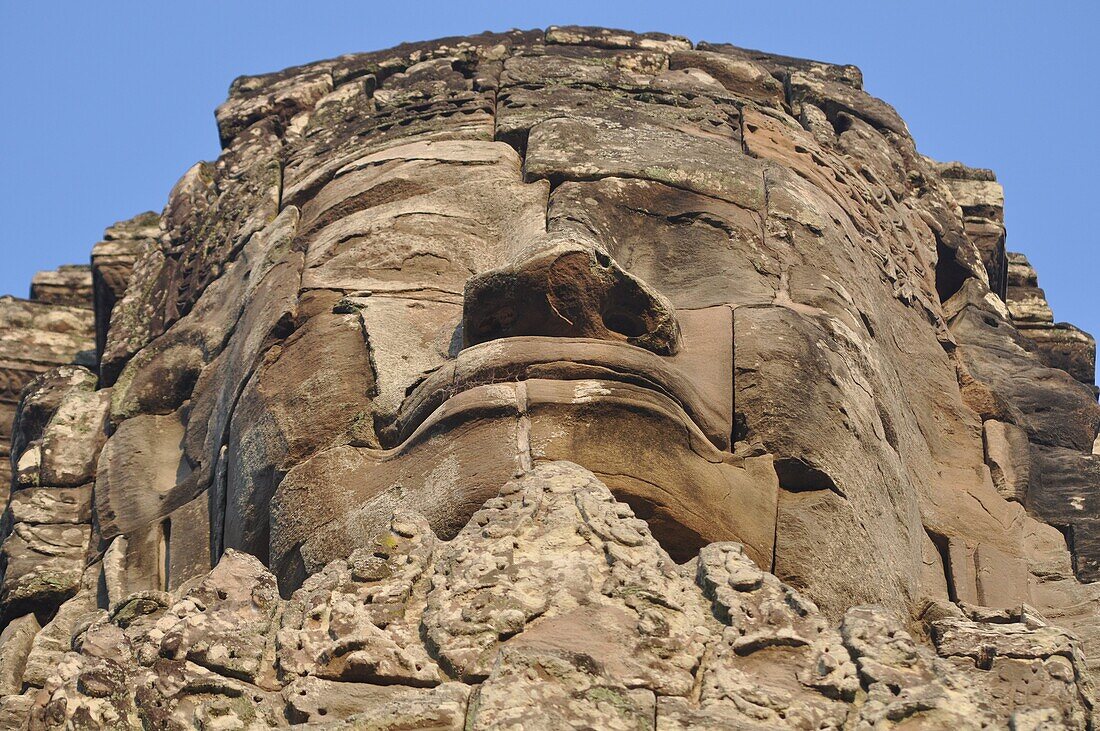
[271,324,776,594]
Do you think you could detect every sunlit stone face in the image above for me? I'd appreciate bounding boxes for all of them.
[263,138,780,589]
[171,39,1047,623]
[13,31,1100,728]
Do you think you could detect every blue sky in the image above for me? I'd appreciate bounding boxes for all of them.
[1,2,1095,371]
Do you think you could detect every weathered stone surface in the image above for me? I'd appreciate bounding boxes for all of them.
[471,646,657,730]
[546,25,691,54]
[107,204,300,427]
[165,493,212,590]
[0,693,34,729]
[669,49,785,107]
[946,537,1031,608]
[298,139,545,296]
[1025,519,1100,678]
[0,521,89,612]
[29,265,93,310]
[1020,322,1097,387]
[735,304,918,617]
[14,464,1096,729]
[271,395,525,586]
[94,411,189,539]
[525,116,762,209]
[90,211,161,366]
[690,541,859,727]
[7,366,98,490]
[1007,253,1097,387]
[697,40,864,88]
[38,387,109,487]
[525,376,778,568]
[949,289,1099,452]
[1,366,103,627]
[1028,445,1100,580]
[277,513,442,687]
[225,308,374,563]
[1007,252,1054,322]
[3,486,93,528]
[2,27,1099,728]
[462,231,683,356]
[98,117,283,387]
[0,299,95,498]
[547,178,774,310]
[95,225,169,387]
[936,161,1008,298]
[985,419,1032,502]
[422,463,712,690]
[284,677,470,727]
[21,569,99,689]
[946,280,1100,583]
[0,613,39,695]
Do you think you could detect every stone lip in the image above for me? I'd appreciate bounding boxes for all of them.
[384,335,725,448]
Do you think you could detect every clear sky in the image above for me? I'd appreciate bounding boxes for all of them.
[1,1,1095,375]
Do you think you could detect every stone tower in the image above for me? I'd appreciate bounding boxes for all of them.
[0,27,1098,729]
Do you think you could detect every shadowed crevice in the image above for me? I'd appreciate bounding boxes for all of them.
[773,457,844,498]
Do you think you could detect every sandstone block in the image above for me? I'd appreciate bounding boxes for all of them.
[0,613,39,695]
[984,419,1032,502]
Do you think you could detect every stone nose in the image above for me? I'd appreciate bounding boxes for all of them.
[462,235,682,355]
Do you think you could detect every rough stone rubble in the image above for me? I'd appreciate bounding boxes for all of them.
[14,463,1100,729]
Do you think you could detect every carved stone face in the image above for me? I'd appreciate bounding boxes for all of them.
[85,34,1098,627]
[10,30,1100,730]
[264,139,781,589]
[204,46,1026,614]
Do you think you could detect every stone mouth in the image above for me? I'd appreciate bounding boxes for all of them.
[379,336,728,449]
